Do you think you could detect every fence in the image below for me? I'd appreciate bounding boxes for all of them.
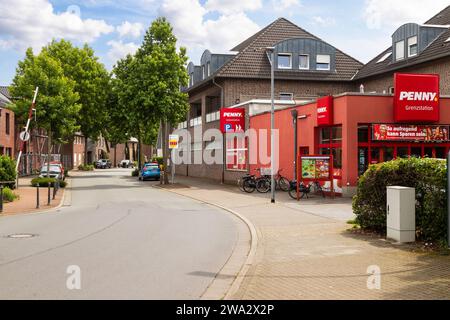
[17,153,73,176]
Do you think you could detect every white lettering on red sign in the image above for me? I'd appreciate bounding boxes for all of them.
[399,91,438,102]
[317,107,327,113]
[223,112,243,117]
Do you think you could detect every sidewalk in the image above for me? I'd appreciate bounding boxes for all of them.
[159,176,450,300]
[1,177,65,216]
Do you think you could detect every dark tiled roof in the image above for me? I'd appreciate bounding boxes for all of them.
[355,5,450,80]
[217,18,363,81]
[0,86,11,99]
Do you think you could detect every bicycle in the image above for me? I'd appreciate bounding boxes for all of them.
[275,169,290,192]
[311,181,326,198]
[288,180,311,199]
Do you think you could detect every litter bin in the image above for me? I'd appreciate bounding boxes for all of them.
[386,186,416,243]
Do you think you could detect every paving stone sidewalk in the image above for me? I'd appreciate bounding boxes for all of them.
[162,176,450,300]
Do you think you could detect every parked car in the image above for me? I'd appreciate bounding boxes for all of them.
[120,159,133,168]
[39,163,64,180]
[96,159,111,169]
[139,163,161,181]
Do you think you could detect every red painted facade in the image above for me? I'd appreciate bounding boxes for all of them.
[250,93,450,196]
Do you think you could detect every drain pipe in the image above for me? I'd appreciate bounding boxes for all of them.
[212,78,226,184]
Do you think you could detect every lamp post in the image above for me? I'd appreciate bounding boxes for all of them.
[291,109,298,181]
[266,47,276,204]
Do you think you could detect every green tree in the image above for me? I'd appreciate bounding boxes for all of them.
[43,40,111,164]
[10,48,80,147]
[112,17,189,180]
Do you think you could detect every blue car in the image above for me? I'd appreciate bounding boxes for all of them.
[139,163,161,181]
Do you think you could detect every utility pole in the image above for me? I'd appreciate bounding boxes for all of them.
[266,47,276,204]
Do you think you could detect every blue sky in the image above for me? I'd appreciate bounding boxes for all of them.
[1,0,449,85]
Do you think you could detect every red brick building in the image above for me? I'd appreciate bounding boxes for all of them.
[0,87,14,157]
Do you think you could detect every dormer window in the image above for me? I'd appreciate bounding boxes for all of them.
[395,40,405,61]
[189,73,194,87]
[207,62,211,77]
[316,54,330,71]
[202,65,205,79]
[277,53,292,69]
[299,54,309,70]
[408,36,418,57]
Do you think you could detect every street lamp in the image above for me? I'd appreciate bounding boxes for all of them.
[266,47,275,204]
[291,109,298,181]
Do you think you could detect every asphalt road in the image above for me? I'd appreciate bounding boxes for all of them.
[0,169,240,299]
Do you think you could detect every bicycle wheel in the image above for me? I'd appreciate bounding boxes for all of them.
[278,177,290,192]
[256,178,270,193]
[243,179,256,193]
[288,186,298,199]
[315,182,326,198]
[237,178,245,192]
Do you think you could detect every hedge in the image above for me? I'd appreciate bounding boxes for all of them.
[0,155,16,186]
[78,164,94,171]
[2,187,18,203]
[31,177,67,188]
[352,157,447,243]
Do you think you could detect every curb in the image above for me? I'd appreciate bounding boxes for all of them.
[153,185,258,300]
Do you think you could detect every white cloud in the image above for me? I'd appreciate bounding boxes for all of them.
[107,40,139,62]
[117,21,144,38]
[0,0,114,52]
[205,0,262,14]
[363,0,450,29]
[272,0,301,11]
[159,0,260,59]
[312,16,336,27]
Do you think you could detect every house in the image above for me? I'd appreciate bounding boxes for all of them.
[0,86,14,158]
[355,5,450,94]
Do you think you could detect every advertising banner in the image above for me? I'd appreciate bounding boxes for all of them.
[317,96,333,126]
[372,124,450,142]
[300,155,333,181]
[169,135,179,149]
[394,73,440,122]
[220,108,245,133]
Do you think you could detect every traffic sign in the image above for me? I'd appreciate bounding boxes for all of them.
[19,131,31,141]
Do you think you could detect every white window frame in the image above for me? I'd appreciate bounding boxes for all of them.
[377,51,392,63]
[277,53,292,69]
[207,62,211,77]
[316,54,331,71]
[408,36,418,57]
[299,54,310,70]
[202,65,205,80]
[279,93,294,101]
[395,40,405,61]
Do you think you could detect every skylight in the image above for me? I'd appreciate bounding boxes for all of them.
[377,51,392,63]
[446,37,450,43]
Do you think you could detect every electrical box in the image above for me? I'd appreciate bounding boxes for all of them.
[386,186,416,243]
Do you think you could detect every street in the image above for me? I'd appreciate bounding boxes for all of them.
[0,169,243,299]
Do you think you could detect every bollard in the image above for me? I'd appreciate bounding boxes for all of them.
[36,183,40,209]
[0,184,3,213]
[48,182,51,205]
[53,181,56,200]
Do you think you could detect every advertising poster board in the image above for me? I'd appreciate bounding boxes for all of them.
[297,155,334,201]
[372,124,450,142]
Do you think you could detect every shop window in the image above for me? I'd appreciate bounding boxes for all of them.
[332,127,342,143]
[226,135,247,171]
[332,148,342,169]
[383,147,394,162]
[320,127,331,144]
[358,125,369,143]
[277,53,292,69]
[300,147,309,155]
[424,147,433,158]
[358,147,368,176]
[411,147,421,158]
[370,148,380,164]
[435,147,446,159]
[397,147,409,158]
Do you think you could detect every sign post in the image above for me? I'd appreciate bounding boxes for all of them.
[169,134,179,184]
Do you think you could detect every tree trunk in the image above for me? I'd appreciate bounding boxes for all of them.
[161,120,169,184]
[84,136,88,165]
[114,144,117,167]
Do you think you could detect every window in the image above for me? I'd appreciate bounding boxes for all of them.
[206,62,211,77]
[395,40,405,61]
[189,73,194,86]
[389,86,395,95]
[299,54,309,70]
[5,112,10,135]
[320,127,331,144]
[279,93,293,101]
[202,65,205,80]
[408,36,418,57]
[226,135,247,171]
[377,51,392,63]
[316,54,330,71]
[277,53,292,69]
[358,125,369,143]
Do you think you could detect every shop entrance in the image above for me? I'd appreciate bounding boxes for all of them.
[358,124,450,176]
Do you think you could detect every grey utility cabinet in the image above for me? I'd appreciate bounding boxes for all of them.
[386,186,416,243]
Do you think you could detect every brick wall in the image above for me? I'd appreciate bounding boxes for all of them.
[358,56,450,95]
[0,108,15,157]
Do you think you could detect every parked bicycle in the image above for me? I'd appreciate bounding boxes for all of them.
[288,180,326,199]
[275,169,290,192]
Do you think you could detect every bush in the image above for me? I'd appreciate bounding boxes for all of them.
[31,177,67,188]
[353,157,447,243]
[2,187,18,203]
[78,164,94,171]
[151,157,163,165]
[131,168,139,177]
[0,155,16,185]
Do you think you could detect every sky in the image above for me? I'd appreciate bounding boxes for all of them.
[0,0,449,85]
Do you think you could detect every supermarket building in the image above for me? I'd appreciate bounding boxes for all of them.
[177,5,450,195]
